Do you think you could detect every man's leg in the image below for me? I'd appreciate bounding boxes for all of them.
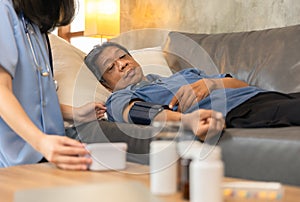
[226,92,300,128]
[273,92,300,125]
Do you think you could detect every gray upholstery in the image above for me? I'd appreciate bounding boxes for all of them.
[70,25,300,186]
[214,128,300,186]
[164,25,300,93]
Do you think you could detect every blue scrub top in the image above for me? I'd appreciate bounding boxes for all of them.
[0,0,65,167]
[106,68,266,123]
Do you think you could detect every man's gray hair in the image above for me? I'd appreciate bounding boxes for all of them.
[84,42,130,82]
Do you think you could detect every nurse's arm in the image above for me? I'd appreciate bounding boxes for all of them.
[0,67,45,146]
[0,66,90,170]
[61,103,106,123]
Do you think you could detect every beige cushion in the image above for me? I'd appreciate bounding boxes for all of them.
[110,29,170,50]
[130,46,172,77]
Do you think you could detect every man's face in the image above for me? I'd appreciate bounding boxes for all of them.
[96,46,144,92]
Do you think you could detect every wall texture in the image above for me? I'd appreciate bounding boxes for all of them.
[120,0,300,34]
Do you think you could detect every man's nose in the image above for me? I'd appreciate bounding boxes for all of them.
[116,59,127,71]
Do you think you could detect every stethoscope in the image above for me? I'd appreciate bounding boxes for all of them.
[21,12,58,90]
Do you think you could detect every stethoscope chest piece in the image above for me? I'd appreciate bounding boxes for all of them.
[41,71,50,77]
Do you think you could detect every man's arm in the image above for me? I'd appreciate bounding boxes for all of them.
[123,101,224,141]
[169,77,249,112]
[211,77,249,89]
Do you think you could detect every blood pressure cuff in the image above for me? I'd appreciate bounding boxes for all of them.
[128,101,169,125]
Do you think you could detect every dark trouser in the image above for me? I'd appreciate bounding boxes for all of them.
[226,92,300,128]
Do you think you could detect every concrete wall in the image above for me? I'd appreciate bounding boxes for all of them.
[120,0,300,34]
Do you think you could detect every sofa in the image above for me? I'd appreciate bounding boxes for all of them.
[49,24,300,186]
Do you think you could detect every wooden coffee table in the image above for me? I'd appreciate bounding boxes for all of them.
[0,163,299,202]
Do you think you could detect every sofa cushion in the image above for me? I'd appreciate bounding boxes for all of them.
[129,46,172,77]
[163,25,300,93]
[208,127,300,186]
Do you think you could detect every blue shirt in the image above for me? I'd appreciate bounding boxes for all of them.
[106,68,266,122]
[0,0,65,167]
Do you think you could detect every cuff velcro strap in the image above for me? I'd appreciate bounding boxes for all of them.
[128,102,169,125]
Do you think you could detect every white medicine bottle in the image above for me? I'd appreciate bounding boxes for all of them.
[150,140,178,195]
[190,145,224,202]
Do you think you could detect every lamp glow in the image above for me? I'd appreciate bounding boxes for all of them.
[85,0,120,38]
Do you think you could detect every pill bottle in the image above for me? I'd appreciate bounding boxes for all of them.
[180,157,192,200]
[190,145,224,202]
[150,140,178,195]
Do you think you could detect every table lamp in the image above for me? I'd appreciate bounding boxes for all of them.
[85,0,120,40]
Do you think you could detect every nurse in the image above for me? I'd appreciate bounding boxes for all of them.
[0,0,92,170]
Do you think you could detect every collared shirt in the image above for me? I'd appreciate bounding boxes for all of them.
[106,68,266,123]
[0,0,65,167]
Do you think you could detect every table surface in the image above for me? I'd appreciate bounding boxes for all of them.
[0,162,299,202]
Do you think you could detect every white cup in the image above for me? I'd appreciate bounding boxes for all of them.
[86,143,127,171]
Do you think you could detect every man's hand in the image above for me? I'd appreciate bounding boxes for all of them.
[169,78,249,113]
[181,109,225,141]
[37,135,92,170]
[169,79,211,112]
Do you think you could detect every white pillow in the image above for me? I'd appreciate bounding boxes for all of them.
[129,46,173,77]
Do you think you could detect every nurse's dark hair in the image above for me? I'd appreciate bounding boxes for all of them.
[12,0,76,33]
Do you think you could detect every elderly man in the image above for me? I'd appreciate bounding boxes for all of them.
[84,42,300,140]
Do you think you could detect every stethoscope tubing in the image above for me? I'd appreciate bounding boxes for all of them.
[20,12,58,90]
[21,12,50,77]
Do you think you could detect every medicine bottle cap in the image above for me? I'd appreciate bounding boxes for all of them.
[150,140,177,151]
[192,145,222,162]
[177,140,203,159]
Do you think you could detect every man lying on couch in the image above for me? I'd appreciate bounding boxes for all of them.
[84,42,300,140]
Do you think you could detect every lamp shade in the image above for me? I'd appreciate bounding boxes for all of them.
[85,0,120,38]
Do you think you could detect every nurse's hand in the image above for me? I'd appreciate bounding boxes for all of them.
[61,102,106,124]
[73,102,107,123]
[38,135,92,170]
